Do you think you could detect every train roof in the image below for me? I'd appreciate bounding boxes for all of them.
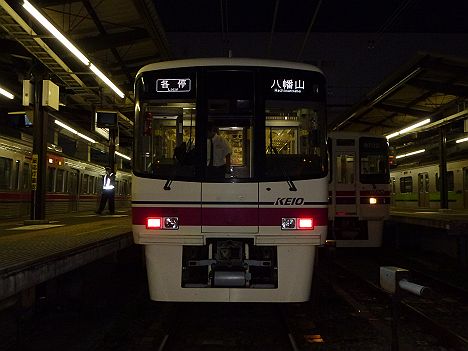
[137,58,324,77]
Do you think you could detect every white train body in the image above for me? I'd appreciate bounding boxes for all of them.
[132,58,329,302]
[328,132,391,247]
[0,134,131,219]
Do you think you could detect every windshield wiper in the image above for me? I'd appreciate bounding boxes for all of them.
[268,146,297,192]
[163,179,173,190]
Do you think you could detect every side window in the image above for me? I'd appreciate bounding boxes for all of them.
[82,174,89,194]
[400,176,413,193]
[47,167,56,192]
[89,176,95,194]
[13,160,20,190]
[391,177,396,194]
[0,157,13,190]
[56,169,65,193]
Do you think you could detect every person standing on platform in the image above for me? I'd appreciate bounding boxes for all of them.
[96,166,115,215]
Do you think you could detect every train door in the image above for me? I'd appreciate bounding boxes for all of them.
[464,167,468,208]
[418,172,429,207]
[334,144,357,215]
[69,169,79,212]
[201,70,258,234]
[390,176,396,206]
[201,123,258,233]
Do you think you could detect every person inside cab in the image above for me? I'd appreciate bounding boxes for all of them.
[206,122,231,179]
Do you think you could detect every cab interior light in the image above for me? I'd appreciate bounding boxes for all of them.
[369,197,377,204]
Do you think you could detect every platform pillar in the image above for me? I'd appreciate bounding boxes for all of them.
[30,74,48,221]
[439,127,448,209]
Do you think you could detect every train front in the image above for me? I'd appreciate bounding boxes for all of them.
[132,59,328,302]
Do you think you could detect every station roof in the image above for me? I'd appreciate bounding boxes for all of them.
[330,52,468,162]
[1,1,467,150]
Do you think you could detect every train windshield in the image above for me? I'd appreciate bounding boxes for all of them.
[133,66,327,181]
[359,137,390,184]
[265,101,326,179]
[134,102,198,179]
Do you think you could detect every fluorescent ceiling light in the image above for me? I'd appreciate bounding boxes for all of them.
[115,151,131,160]
[23,1,124,98]
[396,149,425,159]
[55,119,96,143]
[8,111,26,115]
[89,64,124,98]
[456,137,468,144]
[23,1,89,65]
[386,118,431,140]
[0,86,14,99]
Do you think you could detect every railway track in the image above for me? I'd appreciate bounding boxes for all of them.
[319,247,468,351]
[153,302,322,351]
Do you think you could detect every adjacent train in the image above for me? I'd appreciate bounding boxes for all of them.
[390,159,468,209]
[328,132,391,247]
[0,134,131,219]
[132,58,328,302]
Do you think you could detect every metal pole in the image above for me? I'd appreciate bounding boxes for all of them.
[109,127,116,172]
[30,75,47,220]
[439,127,448,209]
[391,293,400,351]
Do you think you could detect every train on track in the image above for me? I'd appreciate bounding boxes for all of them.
[390,158,468,209]
[0,134,131,219]
[327,132,391,247]
[132,58,328,302]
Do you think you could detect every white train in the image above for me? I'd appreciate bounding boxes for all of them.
[328,132,391,247]
[132,58,329,302]
[390,159,468,209]
[0,134,131,219]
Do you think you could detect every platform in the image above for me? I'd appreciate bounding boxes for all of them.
[388,207,468,267]
[0,211,132,301]
[389,207,468,234]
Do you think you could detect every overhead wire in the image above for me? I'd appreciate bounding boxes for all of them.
[267,0,280,58]
[374,0,418,46]
[297,0,323,62]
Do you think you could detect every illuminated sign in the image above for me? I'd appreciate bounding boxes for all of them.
[270,79,305,93]
[156,78,191,92]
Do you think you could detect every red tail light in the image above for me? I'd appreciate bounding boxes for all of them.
[298,218,313,229]
[146,217,162,229]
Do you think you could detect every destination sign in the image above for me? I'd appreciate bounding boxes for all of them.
[156,78,191,93]
[270,79,306,94]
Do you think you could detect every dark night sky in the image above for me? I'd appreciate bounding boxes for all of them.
[155,0,468,34]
